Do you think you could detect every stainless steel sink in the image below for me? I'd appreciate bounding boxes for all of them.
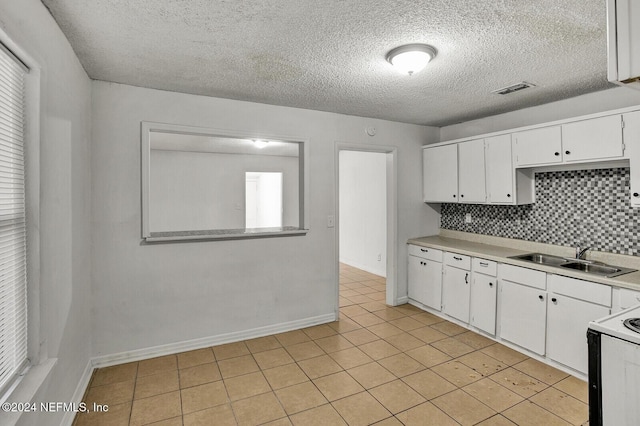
[559,261,636,278]
[509,253,571,267]
[508,253,637,278]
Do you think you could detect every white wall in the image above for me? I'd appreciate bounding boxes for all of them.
[339,151,387,277]
[150,151,298,231]
[91,81,440,357]
[441,87,640,140]
[0,1,93,425]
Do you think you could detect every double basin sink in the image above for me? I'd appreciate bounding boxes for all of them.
[508,253,637,278]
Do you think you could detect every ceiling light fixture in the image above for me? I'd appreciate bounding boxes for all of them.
[386,44,437,76]
[253,139,269,148]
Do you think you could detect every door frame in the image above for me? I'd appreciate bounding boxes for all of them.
[335,143,399,314]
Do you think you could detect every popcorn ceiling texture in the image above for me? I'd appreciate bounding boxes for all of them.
[41,0,609,126]
[440,168,640,256]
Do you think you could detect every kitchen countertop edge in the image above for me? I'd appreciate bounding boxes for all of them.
[408,235,640,291]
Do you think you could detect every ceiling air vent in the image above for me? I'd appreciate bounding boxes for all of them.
[492,82,536,95]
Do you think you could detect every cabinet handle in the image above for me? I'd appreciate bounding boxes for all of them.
[551,297,557,303]
[507,193,511,198]
[453,256,463,261]
[489,282,493,287]
[634,192,639,198]
[538,295,544,301]
[465,273,469,284]
[479,262,489,267]
[554,152,560,156]
[453,194,456,198]
[420,248,428,252]
[565,150,570,155]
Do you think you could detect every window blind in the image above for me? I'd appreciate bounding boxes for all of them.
[0,44,28,394]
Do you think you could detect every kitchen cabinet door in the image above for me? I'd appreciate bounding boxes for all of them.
[485,134,515,204]
[547,294,609,374]
[561,115,623,162]
[423,144,458,202]
[625,111,640,207]
[458,140,486,203]
[607,0,640,89]
[442,265,470,323]
[512,126,563,167]
[499,280,547,355]
[470,273,497,335]
[408,255,442,311]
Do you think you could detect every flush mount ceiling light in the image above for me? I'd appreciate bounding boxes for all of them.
[253,139,269,148]
[386,44,437,76]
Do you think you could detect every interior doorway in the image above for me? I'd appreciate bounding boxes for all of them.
[336,144,398,313]
[245,172,283,228]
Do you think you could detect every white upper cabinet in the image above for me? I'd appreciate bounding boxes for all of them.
[625,111,640,206]
[485,134,515,204]
[424,107,640,206]
[607,0,640,90]
[458,140,486,203]
[512,126,563,167]
[423,144,458,203]
[513,115,625,168]
[561,115,624,162]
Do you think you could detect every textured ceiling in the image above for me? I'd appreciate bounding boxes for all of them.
[41,0,612,127]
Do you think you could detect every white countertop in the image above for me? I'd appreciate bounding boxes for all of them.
[408,231,640,291]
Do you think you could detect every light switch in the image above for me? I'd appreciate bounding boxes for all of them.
[465,213,472,223]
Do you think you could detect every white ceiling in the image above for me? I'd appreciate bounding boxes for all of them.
[41,0,612,127]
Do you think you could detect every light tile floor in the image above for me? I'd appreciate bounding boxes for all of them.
[73,264,589,425]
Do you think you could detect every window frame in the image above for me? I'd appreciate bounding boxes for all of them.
[0,32,43,404]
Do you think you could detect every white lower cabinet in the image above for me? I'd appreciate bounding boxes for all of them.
[407,245,443,311]
[546,274,611,374]
[547,294,609,374]
[470,262,498,335]
[442,253,471,323]
[499,280,547,355]
[408,246,625,377]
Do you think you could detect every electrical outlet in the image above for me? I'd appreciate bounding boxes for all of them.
[377,254,381,261]
[327,215,335,228]
[465,213,472,223]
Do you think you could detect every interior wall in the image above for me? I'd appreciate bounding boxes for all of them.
[0,1,93,425]
[334,118,441,303]
[149,151,299,231]
[339,151,387,277]
[440,87,640,141]
[91,81,440,357]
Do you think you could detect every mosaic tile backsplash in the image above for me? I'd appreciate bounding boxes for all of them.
[440,167,640,256]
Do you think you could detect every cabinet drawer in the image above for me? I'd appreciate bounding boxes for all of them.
[500,264,546,289]
[444,252,471,269]
[473,258,497,276]
[617,287,640,310]
[548,274,612,307]
[408,245,443,262]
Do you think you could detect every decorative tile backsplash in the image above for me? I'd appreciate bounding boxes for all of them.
[440,168,640,256]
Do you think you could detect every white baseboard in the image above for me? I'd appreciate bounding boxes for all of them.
[91,313,337,369]
[62,360,94,426]
[394,296,409,306]
[339,259,386,278]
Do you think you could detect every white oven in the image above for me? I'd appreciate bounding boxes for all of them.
[588,305,640,425]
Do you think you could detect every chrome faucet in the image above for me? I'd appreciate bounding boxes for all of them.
[576,246,592,260]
